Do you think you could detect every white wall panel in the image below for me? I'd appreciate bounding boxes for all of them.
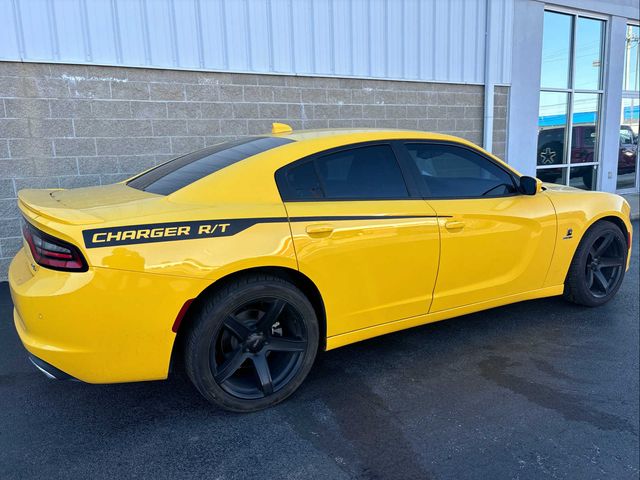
[115,0,147,66]
[0,0,515,85]
[351,0,369,76]
[247,0,271,72]
[0,0,21,60]
[200,0,227,69]
[271,0,294,73]
[17,0,52,61]
[173,0,202,69]
[86,0,117,64]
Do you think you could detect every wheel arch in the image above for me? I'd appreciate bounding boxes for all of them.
[584,213,631,248]
[169,266,327,374]
[562,213,630,306]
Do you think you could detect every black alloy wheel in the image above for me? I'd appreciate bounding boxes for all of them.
[211,298,308,399]
[184,274,319,412]
[564,220,628,307]
[584,231,626,298]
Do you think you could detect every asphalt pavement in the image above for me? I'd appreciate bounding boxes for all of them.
[1,222,638,479]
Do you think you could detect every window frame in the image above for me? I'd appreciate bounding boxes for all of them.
[396,140,522,200]
[275,140,421,202]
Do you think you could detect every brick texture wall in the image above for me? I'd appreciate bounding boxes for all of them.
[0,62,508,278]
[493,86,509,160]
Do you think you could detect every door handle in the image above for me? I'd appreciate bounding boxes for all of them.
[306,224,334,236]
[444,220,465,231]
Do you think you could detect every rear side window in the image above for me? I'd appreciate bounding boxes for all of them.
[284,161,324,199]
[128,136,293,195]
[277,144,409,201]
[405,143,517,198]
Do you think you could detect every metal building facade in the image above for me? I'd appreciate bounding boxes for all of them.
[0,0,514,85]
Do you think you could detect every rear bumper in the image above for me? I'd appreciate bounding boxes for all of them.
[28,354,75,380]
[9,248,208,383]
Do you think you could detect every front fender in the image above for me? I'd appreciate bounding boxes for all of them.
[543,190,632,287]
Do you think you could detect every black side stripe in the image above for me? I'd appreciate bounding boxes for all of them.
[82,215,440,248]
[83,217,283,248]
[288,215,439,222]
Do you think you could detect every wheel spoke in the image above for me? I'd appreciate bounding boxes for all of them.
[223,315,251,341]
[256,299,286,332]
[214,347,247,383]
[586,266,594,288]
[599,256,624,268]
[251,354,273,395]
[267,337,307,353]
[594,233,614,257]
[593,269,609,293]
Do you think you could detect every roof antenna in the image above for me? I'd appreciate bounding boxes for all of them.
[272,122,293,134]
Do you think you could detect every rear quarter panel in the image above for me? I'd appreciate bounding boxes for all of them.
[15,194,297,382]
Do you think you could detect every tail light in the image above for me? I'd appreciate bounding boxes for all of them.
[22,220,88,272]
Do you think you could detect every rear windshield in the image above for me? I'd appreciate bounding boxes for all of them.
[127,136,294,195]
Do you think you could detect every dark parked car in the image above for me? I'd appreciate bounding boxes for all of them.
[537,125,637,188]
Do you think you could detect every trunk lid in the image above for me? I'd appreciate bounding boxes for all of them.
[18,183,164,225]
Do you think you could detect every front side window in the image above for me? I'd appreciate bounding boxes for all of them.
[277,144,409,201]
[405,143,517,198]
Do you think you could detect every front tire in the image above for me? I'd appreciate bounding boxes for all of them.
[563,221,628,307]
[184,274,319,412]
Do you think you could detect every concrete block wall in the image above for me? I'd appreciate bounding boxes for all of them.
[0,62,507,278]
[493,86,509,160]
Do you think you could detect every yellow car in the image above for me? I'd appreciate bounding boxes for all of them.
[9,125,632,411]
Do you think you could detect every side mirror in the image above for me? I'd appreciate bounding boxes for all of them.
[519,176,538,195]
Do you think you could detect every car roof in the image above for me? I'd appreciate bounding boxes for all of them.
[270,128,469,144]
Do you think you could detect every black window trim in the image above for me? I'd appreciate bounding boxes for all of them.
[396,139,523,200]
[275,140,422,202]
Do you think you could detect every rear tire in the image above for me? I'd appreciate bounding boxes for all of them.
[184,274,319,412]
[563,221,627,307]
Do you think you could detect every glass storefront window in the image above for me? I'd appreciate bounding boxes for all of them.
[537,92,569,182]
[541,12,572,89]
[570,93,600,164]
[537,167,567,186]
[623,25,639,92]
[574,18,604,90]
[617,97,639,190]
[537,11,604,190]
[570,165,597,190]
[617,24,639,192]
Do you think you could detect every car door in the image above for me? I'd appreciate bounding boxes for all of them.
[399,141,557,313]
[276,142,440,337]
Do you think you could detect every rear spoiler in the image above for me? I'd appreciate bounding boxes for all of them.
[18,189,103,225]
